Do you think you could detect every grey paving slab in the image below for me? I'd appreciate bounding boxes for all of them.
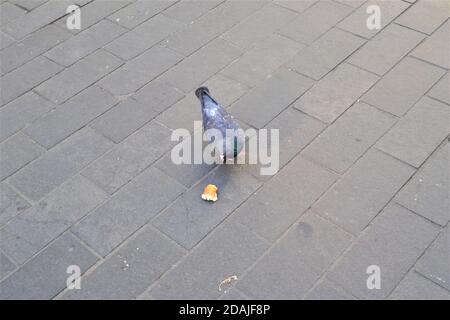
[81,121,174,194]
[153,165,262,249]
[348,24,425,76]
[328,203,439,299]
[337,0,409,39]
[73,167,185,257]
[0,31,14,50]
[273,0,318,13]
[221,34,304,88]
[44,20,127,67]
[0,92,54,143]
[0,1,26,26]
[313,149,415,235]
[0,234,98,300]
[164,0,266,56]
[287,27,365,80]
[428,73,449,105]
[163,0,224,23]
[24,86,118,149]
[0,132,44,180]
[55,0,132,34]
[0,175,108,264]
[64,225,185,299]
[305,279,356,300]
[389,271,450,300]
[395,0,449,35]
[107,0,177,29]
[131,79,185,112]
[105,14,184,61]
[375,96,449,168]
[411,20,449,69]
[159,38,242,93]
[229,68,314,129]
[0,25,71,75]
[0,251,16,281]
[8,0,48,11]
[334,0,366,8]
[8,127,113,202]
[3,0,71,39]
[0,182,30,227]
[278,0,352,45]
[302,102,396,174]
[238,212,352,299]
[218,287,249,300]
[293,62,378,123]
[230,155,338,242]
[0,56,62,105]
[415,227,450,290]
[149,221,269,300]
[99,45,183,96]
[35,49,123,104]
[202,74,250,107]
[395,143,449,226]
[362,57,446,116]
[222,3,297,50]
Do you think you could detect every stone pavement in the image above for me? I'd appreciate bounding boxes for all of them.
[0,0,449,300]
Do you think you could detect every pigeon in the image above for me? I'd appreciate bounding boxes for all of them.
[195,86,244,163]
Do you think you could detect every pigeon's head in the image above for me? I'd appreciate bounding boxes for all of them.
[195,86,210,100]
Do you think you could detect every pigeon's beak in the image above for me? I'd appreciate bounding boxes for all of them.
[195,87,209,100]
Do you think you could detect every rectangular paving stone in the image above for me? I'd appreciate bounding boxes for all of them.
[389,271,450,300]
[64,225,185,299]
[428,73,449,105]
[218,287,249,300]
[334,0,366,8]
[0,25,71,75]
[348,24,425,76]
[164,0,266,56]
[104,14,184,61]
[8,127,113,201]
[3,0,73,39]
[328,203,439,299]
[107,0,177,29]
[81,121,174,194]
[55,0,132,34]
[0,132,44,180]
[274,0,318,13]
[149,221,269,299]
[278,0,352,45]
[395,0,449,34]
[305,279,356,300]
[376,97,449,168]
[0,182,30,227]
[288,28,365,80]
[230,156,338,242]
[411,20,449,69]
[0,251,16,281]
[1,56,62,105]
[24,86,118,149]
[302,102,396,174]
[99,45,183,96]
[229,68,314,128]
[9,0,48,11]
[44,20,127,67]
[238,211,352,299]
[221,33,304,87]
[0,234,98,299]
[222,3,297,50]
[0,175,107,264]
[202,74,250,107]
[0,31,14,50]
[35,49,123,104]
[159,39,242,93]
[415,227,450,290]
[293,63,378,123]
[264,107,326,169]
[0,2,26,26]
[362,57,446,116]
[163,0,223,23]
[313,149,415,235]
[73,167,185,256]
[395,143,449,226]
[338,0,409,39]
[153,165,262,249]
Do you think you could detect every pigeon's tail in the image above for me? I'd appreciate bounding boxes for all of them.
[195,87,210,100]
